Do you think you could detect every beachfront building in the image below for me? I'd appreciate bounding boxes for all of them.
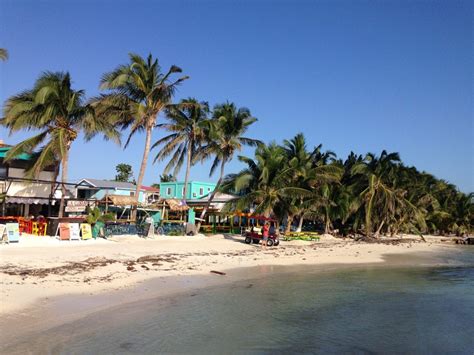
[0,143,71,217]
[159,181,216,200]
[75,178,159,205]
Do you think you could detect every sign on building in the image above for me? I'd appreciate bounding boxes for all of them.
[65,200,95,213]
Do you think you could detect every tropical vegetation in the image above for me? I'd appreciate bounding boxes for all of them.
[1,71,119,217]
[1,52,471,237]
[194,102,261,230]
[152,98,210,198]
[222,133,473,237]
[114,163,135,183]
[90,53,188,219]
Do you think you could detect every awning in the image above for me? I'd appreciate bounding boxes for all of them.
[6,197,56,205]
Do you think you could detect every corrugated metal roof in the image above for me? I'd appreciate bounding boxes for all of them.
[78,178,136,190]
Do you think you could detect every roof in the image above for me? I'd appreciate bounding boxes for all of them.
[159,180,216,186]
[77,178,136,190]
[187,192,237,203]
[101,194,139,206]
[148,198,190,211]
[141,185,159,192]
[0,147,33,161]
[165,198,189,211]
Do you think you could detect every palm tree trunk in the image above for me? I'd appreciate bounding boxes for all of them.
[284,214,293,234]
[324,209,330,234]
[58,149,69,218]
[365,190,375,237]
[48,163,60,217]
[374,219,385,238]
[182,143,192,200]
[132,125,152,221]
[296,216,304,232]
[196,159,225,232]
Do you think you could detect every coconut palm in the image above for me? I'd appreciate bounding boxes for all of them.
[152,98,209,199]
[1,71,119,217]
[350,151,404,237]
[195,102,261,230]
[0,48,8,61]
[92,53,188,219]
[222,143,310,224]
[282,134,340,232]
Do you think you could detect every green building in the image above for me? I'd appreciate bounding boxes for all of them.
[159,181,216,200]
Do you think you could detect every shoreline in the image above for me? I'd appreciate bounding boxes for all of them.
[0,234,468,347]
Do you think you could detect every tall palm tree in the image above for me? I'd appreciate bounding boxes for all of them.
[195,102,261,230]
[92,53,188,219]
[0,48,8,61]
[1,71,119,217]
[152,98,209,199]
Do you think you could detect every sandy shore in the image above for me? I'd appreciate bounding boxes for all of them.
[0,233,469,354]
[0,233,454,317]
[1,232,468,352]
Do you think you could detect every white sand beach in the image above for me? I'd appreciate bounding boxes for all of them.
[0,234,454,318]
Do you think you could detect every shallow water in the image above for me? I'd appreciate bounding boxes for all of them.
[4,249,474,354]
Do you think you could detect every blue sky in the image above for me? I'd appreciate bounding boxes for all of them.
[0,0,472,191]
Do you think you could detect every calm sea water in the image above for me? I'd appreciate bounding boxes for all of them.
[5,249,474,354]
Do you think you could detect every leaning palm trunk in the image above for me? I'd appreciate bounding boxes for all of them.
[183,144,192,200]
[58,148,69,218]
[196,160,225,232]
[374,219,385,238]
[132,125,153,220]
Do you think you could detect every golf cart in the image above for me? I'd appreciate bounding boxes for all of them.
[242,216,280,246]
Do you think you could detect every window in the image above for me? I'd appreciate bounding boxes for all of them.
[130,191,135,197]
[199,187,204,195]
[193,192,197,197]
[166,187,172,195]
[182,187,185,196]
[208,188,211,192]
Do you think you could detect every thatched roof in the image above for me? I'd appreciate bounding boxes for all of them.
[101,194,139,206]
[165,199,189,211]
[147,198,189,211]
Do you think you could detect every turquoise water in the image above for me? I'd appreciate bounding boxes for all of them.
[4,249,474,354]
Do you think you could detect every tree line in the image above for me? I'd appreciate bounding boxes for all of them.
[221,133,473,237]
[1,51,472,236]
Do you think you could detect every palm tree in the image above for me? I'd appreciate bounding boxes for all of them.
[92,53,188,219]
[0,48,8,61]
[195,102,261,230]
[222,143,310,223]
[282,134,340,233]
[152,98,209,199]
[1,71,119,217]
[350,151,403,237]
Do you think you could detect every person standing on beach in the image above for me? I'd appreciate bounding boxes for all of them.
[262,222,270,249]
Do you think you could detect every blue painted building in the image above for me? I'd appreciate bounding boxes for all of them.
[159,181,216,200]
[75,178,159,204]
